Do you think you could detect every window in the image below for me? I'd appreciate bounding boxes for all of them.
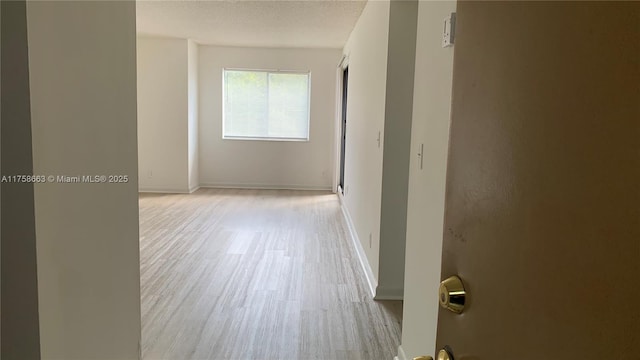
[223,69,310,141]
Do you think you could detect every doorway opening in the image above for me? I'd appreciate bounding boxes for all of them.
[339,66,349,193]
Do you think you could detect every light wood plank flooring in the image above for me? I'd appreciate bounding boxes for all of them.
[140,188,402,360]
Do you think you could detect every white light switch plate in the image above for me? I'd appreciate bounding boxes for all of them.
[443,12,456,47]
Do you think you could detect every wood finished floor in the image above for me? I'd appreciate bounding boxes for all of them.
[140,188,402,360]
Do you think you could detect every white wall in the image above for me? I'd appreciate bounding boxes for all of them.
[341,0,390,291]
[377,0,418,300]
[399,1,456,359]
[26,1,141,358]
[198,46,341,190]
[188,40,199,191]
[137,37,190,192]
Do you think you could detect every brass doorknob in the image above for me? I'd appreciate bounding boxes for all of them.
[413,347,454,360]
[437,348,453,360]
[439,275,466,314]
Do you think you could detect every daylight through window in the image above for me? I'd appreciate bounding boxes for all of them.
[223,69,310,141]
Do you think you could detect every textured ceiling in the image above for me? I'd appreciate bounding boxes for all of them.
[136,0,367,49]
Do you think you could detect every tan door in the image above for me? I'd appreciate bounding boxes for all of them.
[436,2,639,359]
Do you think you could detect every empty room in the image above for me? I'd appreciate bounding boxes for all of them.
[4,1,638,360]
[134,1,406,359]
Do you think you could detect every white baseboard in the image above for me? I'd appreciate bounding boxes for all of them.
[138,186,191,194]
[199,182,331,191]
[396,345,407,360]
[337,191,378,298]
[140,183,328,194]
[374,285,404,300]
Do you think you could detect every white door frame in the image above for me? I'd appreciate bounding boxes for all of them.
[333,54,350,193]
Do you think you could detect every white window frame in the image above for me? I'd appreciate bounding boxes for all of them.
[222,68,312,142]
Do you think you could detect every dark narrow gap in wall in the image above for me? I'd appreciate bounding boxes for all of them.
[339,66,349,193]
[1,1,42,358]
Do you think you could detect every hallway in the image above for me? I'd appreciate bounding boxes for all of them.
[139,189,402,360]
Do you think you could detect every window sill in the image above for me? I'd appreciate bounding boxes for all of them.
[222,136,309,142]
